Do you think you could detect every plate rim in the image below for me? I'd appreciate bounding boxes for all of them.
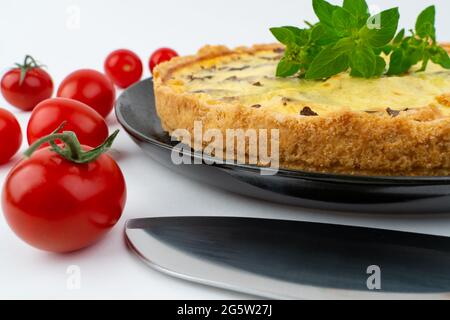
[115,78,450,186]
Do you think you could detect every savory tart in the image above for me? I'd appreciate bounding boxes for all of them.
[153,44,450,176]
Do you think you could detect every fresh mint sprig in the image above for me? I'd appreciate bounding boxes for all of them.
[270,0,450,80]
[385,5,450,75]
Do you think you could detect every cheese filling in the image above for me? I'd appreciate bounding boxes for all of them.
[167,49,450,116]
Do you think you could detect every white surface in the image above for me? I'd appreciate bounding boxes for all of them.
[1,0,450,300]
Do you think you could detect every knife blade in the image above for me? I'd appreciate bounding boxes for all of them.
[125,217,450,300]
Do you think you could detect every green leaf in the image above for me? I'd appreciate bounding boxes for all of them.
[349,45,376,78]
[305,38,354,80]
[276,58,301,77]
[284,26,311,46]
[343,0,370,27]
[270,27,295,45]
[373,56,387,77]
[271,26,310,47]
[343,0,369,16]
[360,7,400,48]
[406,41,426,66]
[298,45,323,70]
[393,28,405,44]
[312,0,339,28]
[387,49,413,75]
[311,23,339,45]
[331,36,357,52]
[270,2,444,80]
[415,5,436,40]
[431,46,450,69]
[379,45,392,55]
[418,53,430,72]
[332,8,357,36]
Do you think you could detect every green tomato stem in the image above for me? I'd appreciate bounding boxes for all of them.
[24,123,120,164]
[14,54,45,85]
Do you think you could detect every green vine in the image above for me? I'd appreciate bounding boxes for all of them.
[25,122,119,164]
[14,55,45,85]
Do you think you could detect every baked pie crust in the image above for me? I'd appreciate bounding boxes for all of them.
[153,43,450,176]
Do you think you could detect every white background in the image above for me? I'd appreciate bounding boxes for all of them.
[1,0,450,300]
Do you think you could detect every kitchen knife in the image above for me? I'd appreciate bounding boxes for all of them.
[125,217,450,300]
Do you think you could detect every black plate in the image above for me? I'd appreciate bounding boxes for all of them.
[115,78,450,214]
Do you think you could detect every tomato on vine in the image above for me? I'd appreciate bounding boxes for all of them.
[2,124,126,253]
[1,56,54,111]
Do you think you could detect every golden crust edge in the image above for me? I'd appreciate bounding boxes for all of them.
[153,44,450,176]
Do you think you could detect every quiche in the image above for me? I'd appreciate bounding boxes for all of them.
[153,44,450,176]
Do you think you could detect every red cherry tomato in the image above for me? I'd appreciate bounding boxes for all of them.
[2,131,126,253]
[104,49,143,89]
[57,69,115,118]
[0,108,22,164]
[27,98,109,148]
[149,47,178,73]
[1,56,53,111]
